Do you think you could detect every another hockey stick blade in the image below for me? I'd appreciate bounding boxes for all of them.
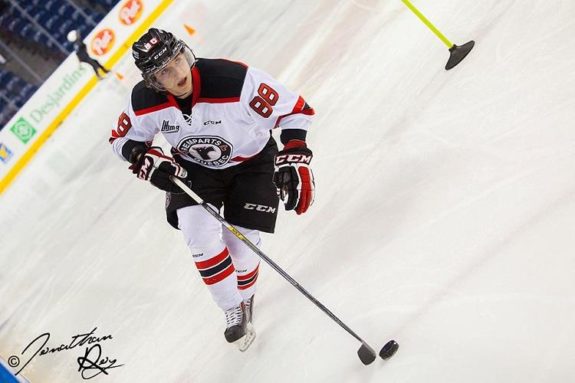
[357,343,377,365]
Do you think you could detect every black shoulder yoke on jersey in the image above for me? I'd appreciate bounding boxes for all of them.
[131,80,170,112]
[130,59,247,112]
[195,58,247,99]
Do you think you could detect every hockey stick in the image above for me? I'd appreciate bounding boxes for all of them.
[170,176,398,365]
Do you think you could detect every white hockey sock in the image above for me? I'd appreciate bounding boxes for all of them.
[222,226,261,301]
[178,205,243,311]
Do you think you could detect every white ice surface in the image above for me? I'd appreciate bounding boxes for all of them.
[1,0,575,382]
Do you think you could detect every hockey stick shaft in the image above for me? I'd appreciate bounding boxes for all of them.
[170,176,374,349]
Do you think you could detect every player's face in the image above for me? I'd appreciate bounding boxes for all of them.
[154,52,193,98]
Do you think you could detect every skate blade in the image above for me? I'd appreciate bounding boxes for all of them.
[235,323,256,352]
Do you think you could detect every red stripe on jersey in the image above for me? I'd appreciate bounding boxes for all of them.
[231,154,255,162]
[292,96,315,115]
[191,66,201,107]
[237,265,259,281]
[166,93,182,110]
[292,96,306,113]
[134,101,174,116]
[197,97,240,104]
[109,130,119,143]
[275,96,315,128]
[204,264,236,285]
[195,248,230,270]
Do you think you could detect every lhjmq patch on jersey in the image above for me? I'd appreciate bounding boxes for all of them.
[177,135,233,167]
[161,120,180,133]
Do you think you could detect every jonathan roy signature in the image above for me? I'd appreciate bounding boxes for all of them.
[8,327,124,380]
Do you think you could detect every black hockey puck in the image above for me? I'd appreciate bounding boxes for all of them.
[379,340,399,359]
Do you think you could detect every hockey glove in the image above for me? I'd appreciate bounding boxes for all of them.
[130,147,188,193]
[273,140,315,215]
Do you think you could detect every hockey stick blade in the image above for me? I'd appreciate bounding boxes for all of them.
[357,343,377,365]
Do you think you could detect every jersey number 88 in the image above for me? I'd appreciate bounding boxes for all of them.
[249,83,279,118]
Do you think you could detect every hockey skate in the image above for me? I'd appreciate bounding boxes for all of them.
[224,302,256,352]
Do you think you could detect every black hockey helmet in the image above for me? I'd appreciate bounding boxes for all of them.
[132,28,196,91]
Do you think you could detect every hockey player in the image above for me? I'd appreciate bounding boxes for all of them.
[67,30,110,80]
[109,28,315,349]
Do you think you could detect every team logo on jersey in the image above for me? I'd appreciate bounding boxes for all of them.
[177,136,232,167]
[161,120,179,133]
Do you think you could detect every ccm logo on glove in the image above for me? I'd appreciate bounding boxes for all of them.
[275,153,312,165]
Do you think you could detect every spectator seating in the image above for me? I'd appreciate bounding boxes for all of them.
[0,0,116,130]
[0,70,39,113]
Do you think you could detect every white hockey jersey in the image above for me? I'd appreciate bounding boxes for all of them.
[110,58,314,169]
